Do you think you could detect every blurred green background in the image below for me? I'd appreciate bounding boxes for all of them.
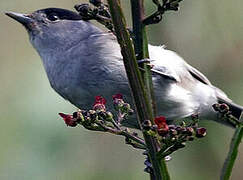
[1,0,243,179]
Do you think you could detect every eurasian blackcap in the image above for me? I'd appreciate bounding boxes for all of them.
[5,8,243,128]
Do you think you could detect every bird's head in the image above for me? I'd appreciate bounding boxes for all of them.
[5,8,102,51]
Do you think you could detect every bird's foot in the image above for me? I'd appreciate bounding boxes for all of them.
[137,58,154,69]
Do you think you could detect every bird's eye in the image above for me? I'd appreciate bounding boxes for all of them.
[47,13,59,21]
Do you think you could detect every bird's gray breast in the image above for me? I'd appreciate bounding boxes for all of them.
[38,34,130,109]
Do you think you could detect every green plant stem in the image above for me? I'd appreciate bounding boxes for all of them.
[130,0,155,113]
[130,1,170,179]
[107,0,170,179]
[107,0,152,122]
[220,125,243,180]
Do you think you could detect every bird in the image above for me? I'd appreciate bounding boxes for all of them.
[5,8,243,128]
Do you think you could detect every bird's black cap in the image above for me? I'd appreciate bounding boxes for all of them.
[6,8,82,26]
[36,8,82,21]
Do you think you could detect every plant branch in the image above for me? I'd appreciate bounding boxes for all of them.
[107,0,152,123]
[107,0,170,179]
[96,121,146,147]
[143,0,184,25]
[220,124,243,180]
[130,0,156,114]
[130,1,170,179]
[211,103,243,179]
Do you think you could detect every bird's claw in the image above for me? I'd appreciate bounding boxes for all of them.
[137,58,151,64]
[137,58,154,69]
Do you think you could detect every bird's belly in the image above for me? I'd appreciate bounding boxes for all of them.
[53,75,131,110]
[154,83,198,120]
[49,65,197,122]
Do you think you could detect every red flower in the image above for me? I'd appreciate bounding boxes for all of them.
[112,93,124,107]
[94,96,107,105]
[154,116,166,128]
[112,93,123,100]
[93,96,106,111]
[154,116,169,135]
[59,113,77,127]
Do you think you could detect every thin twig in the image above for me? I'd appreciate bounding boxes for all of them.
[96,121,146,147]
[143,0,183,25]
[220,125,243,180]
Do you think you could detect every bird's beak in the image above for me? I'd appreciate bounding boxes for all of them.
[5,12,33,27]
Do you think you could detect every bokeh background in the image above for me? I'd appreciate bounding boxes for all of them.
[1,0,243,179]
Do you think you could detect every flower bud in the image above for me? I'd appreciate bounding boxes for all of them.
[219,103,230,113]
[155,116,169,135]
[175,126,182,132]
[112,94,124,110]
[151,124,158,131]
[142,120,152,130]
[88,110,97,122]
[168,124,176,130]
[105,111,113,122]
[196,127,207,138]
[186,127,194,136]
[212,103,220,111]
[74,4,92,18]
[123,103,131,112]
[158,129,169,136]
[59,113,77,127]
[181,127,187,134]
[93,96,106,111]
[170,129,178,136]
[112,93,123,100]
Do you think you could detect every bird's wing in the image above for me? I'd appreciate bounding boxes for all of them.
[150,68,178,81]
[185,64,212,85]
[148,44,214,86]
[148,45,183,82]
